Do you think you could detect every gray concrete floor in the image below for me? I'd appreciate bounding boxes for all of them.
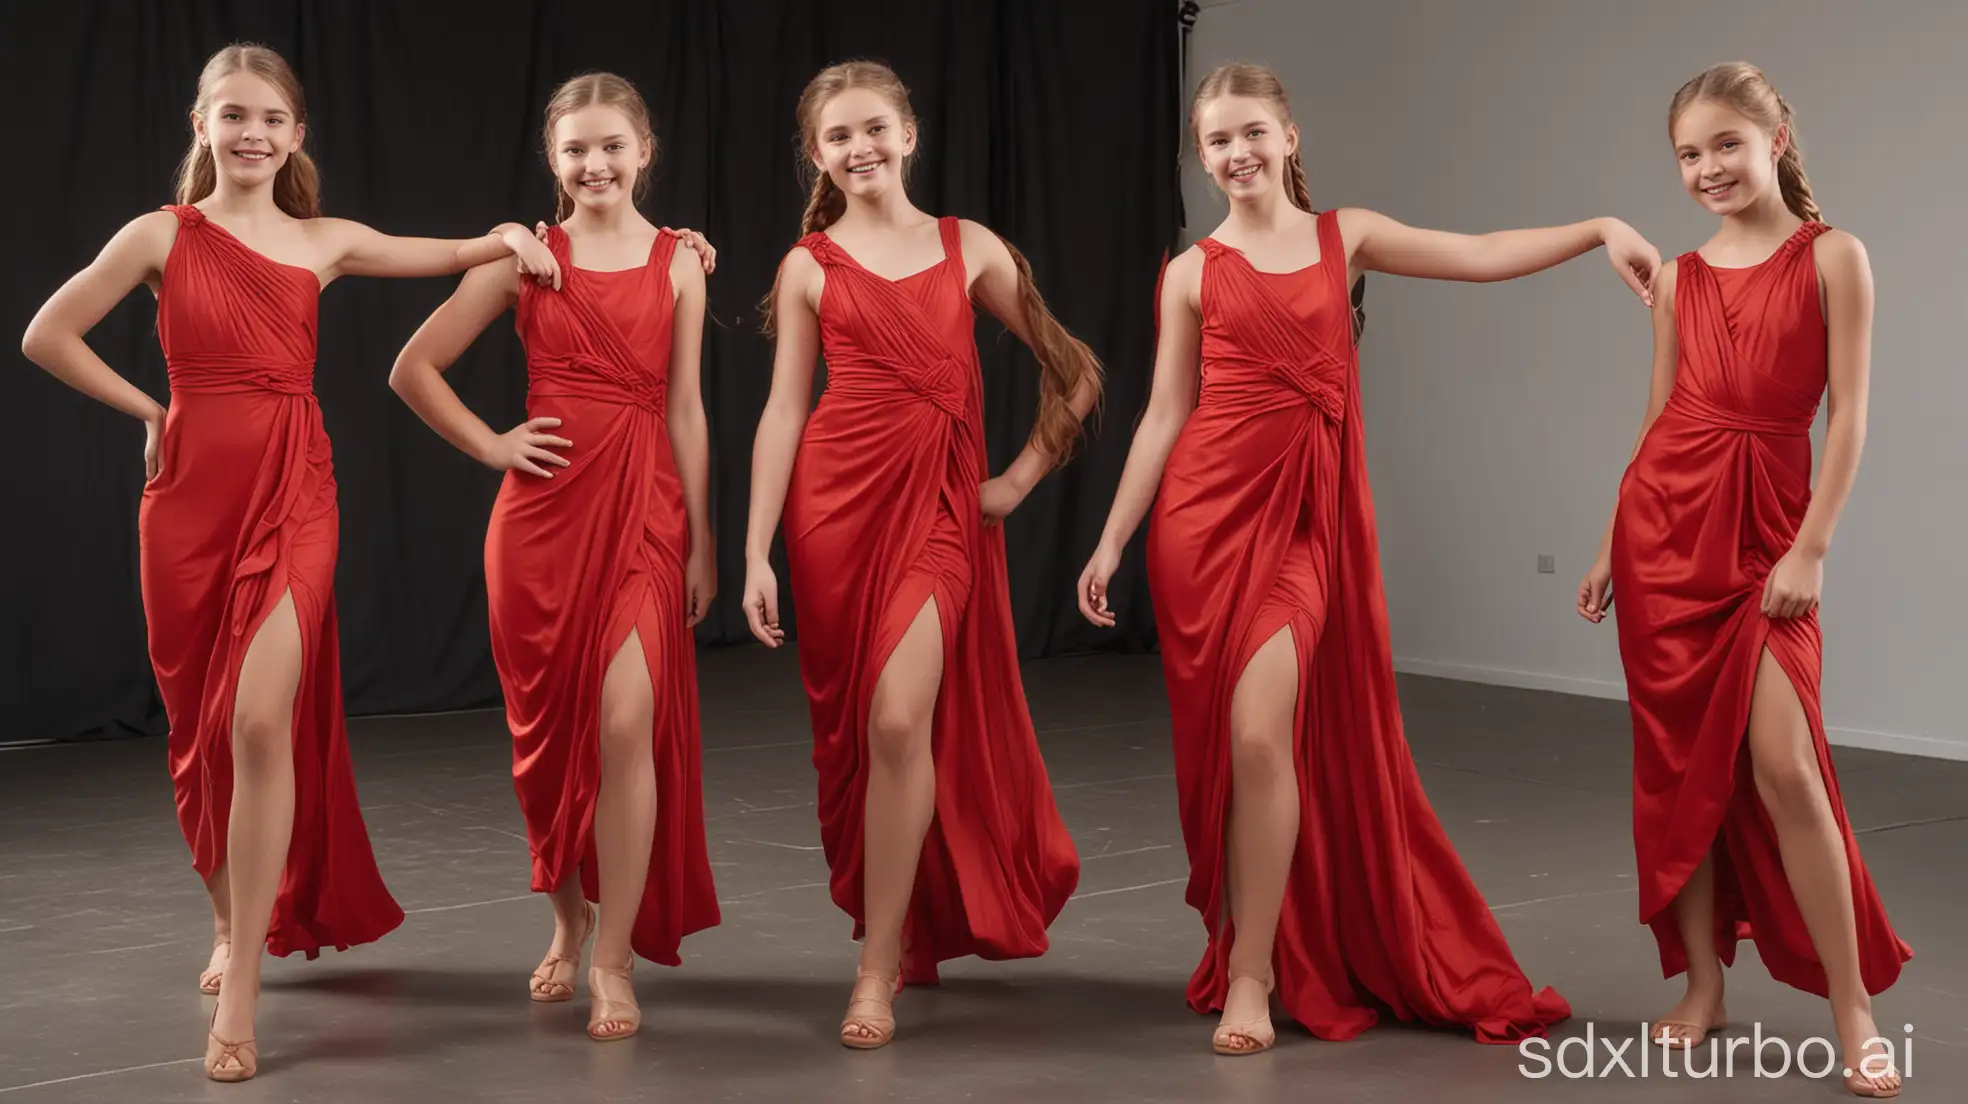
[0,647,1961,1101]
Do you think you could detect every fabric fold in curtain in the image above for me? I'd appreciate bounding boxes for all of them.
[3,0,1179,743]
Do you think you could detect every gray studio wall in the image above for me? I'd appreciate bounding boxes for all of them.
[1178,0,1967,758]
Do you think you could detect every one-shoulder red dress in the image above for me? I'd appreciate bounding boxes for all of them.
[143,204,402,957]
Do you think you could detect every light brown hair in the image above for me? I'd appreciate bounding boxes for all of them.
[543,72,658,223]
[175,44,320,218]
[771,60,1104,464]
[1669,61,1822,222]
[1189,62,1313,214]
[792,61,915,236]
[1190,62,1365,340]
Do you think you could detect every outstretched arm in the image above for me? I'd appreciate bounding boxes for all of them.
[317,217,562,288]
[1338,207,1661,305]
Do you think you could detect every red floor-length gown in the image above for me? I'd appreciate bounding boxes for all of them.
[1609,221,1909,996]
[486,227,720,964]
[1146,211,1569,1043]
[141,204,402,956]
[783,217,1079,982]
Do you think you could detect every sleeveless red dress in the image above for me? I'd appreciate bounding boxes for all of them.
[1610,222,1910,996]
[487,226,719,964]
[141,204,402,957]
[784,217,1079,982]
[1147,211,1569,1042]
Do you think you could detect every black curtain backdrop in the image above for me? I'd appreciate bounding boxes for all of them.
[1,0,1181,745]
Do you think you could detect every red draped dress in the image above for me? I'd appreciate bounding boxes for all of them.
[142,204,402,957]
[487,226,719,964]
[1146,210,1570,1042]
[1610,221,1909,995]
[783,217,1079,982]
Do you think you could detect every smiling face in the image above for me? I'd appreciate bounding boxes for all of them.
[192,71,303,191]
[1672,98,1785,217]
[1194,93,1297,205]
[810,85,916,201]
[552,104,650,216]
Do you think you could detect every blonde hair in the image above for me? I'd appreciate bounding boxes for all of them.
[543,72,657,222]
[175,44,319,218]
[1669,61,1821,222]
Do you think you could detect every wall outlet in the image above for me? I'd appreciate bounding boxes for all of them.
[1537,554,1556,574]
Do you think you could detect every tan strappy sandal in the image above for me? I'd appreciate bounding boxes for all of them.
[1645,1000,1726,1049]
[840,969,900,1049]
[204,1006,257,1082]
[1845,1065,1903,1098]
[587,964,641,1041]
[1211,972,1276,1056]
[198,938,230,996]
[529,902,595,1003]
[1844,1037,1903,1098]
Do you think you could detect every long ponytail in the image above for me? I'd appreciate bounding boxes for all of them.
[1282,151,1313,214]
[1000,234,1104,464]
[1771,93,1822,223]
[800,170,848,236]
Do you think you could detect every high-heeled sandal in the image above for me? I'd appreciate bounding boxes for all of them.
[840,969,900,1050]
[204,1006,257,1082]
[587,964,641,1041]
[1845,1065,1903,1098]
[1211,972,1276,1056]
[1646,999,1727,1049]
[528,902,595,1003]
[198,938,230,996]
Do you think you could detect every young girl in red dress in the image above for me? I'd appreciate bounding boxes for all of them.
[741,60,1100,1049]
[20,43,563,1081]
[1078,62,1659,1056]
[390,72,719,1043]
[1577,61,1908,1097]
